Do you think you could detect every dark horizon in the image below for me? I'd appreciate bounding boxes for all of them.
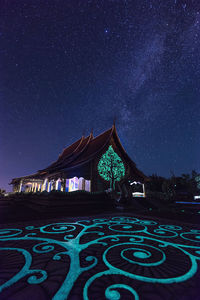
[1,1,199,192]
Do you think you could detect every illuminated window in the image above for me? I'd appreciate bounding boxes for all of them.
[69,177,79,192]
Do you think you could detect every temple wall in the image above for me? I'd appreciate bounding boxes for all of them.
[21,176,91,193]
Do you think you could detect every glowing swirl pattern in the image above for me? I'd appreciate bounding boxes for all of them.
[0,215,200,299]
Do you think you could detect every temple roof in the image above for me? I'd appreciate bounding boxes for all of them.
[39,136,85,172]
[10,125,148,184]
[51,127,113,171]
[10,173,43,185]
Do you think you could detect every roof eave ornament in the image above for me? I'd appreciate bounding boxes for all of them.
[90,128,94,138]
[113,116,117,130]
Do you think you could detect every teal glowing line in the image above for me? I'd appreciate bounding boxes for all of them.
[40,223,77,234]
[180,232,200,242]
[123,247,151,260]
[33,242,55,253]
[135,220,157,226]
[133,251,149,259]
[105,284,139,300]
[121,233,200,251]
[0,229,22,238]
[0,247,47,292]
[83,270,114,300]
[0,247,32,292]
[102,250,198,284]
[52,248,81,300]
[176,201,200,204]
[109,242,166,267]
[111,217,139,222]
[108,223,145,233]
[1,216,200,299]
[159,225,182,231]
[144,227,178,238]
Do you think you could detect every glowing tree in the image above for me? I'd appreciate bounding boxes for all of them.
[97,145,125,190]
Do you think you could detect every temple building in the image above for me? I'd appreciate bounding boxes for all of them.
[10,125,148,194]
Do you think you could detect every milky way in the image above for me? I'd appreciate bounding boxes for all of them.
[0,0,199,190]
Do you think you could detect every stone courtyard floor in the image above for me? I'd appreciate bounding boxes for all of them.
[0,213,200,300]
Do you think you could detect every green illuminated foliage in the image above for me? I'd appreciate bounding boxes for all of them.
[97,145,125,189]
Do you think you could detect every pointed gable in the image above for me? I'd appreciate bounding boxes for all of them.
[49,133,94,172]
[112,125,148,182]
[66,127,113,168]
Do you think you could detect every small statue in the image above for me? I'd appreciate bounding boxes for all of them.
[116,177,132,205]
[106,176,132,205]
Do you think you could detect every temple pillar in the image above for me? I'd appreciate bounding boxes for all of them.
[19,180,23,192]
[51,180,55,191]
[61,178,66,192]
[142,183,146,197]
[85,180,91,192]
[47,181,51,192]
[38,183,41,192]
[55,178,61,191]
[42,178,48,192]
[78,177,85,190]
[34,183,37,193]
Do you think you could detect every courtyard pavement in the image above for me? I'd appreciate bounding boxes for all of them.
[0,213,200,299]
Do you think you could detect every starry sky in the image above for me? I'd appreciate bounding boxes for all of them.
[1,0,200,191]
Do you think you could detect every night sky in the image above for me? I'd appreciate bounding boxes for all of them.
[1,0,200,191]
